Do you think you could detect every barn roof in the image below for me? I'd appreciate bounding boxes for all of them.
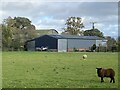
[48,35,103,40]
[26,35,104,43]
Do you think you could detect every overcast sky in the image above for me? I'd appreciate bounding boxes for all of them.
[0,1,118,38]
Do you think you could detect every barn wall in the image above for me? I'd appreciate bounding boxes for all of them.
[96,40,102,46]
[35,35,57,50]
[27,41,35,51]
[68,39,96,50]
[26,35,107,52]
[96,40,107,47]
[58,39,67,52]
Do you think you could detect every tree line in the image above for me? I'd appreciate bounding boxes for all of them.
[1,16,37,51]
[1,16,119,52]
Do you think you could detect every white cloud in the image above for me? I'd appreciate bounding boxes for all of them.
[1,0,119,2]
[0,2,118,37]
[102,24,118,37]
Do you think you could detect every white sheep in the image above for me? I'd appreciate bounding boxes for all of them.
[83,54,87,60]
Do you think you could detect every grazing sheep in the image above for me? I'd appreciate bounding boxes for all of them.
[83,54,87,60]
[96,68,115,83]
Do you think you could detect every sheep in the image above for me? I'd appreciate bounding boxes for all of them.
[83,54,87,60]
[96,68,115,83]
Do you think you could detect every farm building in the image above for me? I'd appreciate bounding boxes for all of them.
[26,35,107,52]
[36,29,58,37]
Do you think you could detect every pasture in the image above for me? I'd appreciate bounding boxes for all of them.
[2,52,118,88]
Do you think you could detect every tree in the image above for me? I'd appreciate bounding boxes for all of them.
[116,36,120,52]
[2,16,15,50]
[2,16,37,51]
[13,17,37,50]
[83,28,104,38]
[106,36,117,51]
[0,25,2,50]
[64,17,84,35]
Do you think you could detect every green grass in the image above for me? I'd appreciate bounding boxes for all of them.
[2,52,118,88]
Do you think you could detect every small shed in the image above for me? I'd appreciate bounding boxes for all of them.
[26,35,107,52]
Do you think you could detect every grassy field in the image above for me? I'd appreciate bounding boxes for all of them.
[2,52,118,88]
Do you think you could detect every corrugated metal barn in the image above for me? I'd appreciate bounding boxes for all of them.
[26,35,107,52]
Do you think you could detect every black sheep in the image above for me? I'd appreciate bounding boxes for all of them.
[96,68,115,83]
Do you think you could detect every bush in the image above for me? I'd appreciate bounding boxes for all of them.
[73,48,79,52]
[91,44,96,52]
[96,46,107,52]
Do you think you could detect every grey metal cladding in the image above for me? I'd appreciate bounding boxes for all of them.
[27,41,35,51]
[48,35,103,40]
[67,39,96,49]
[58,39,67,52]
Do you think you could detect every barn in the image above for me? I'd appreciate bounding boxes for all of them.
[26,35,107,52]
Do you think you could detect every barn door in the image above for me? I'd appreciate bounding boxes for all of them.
[58,39,67,52]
